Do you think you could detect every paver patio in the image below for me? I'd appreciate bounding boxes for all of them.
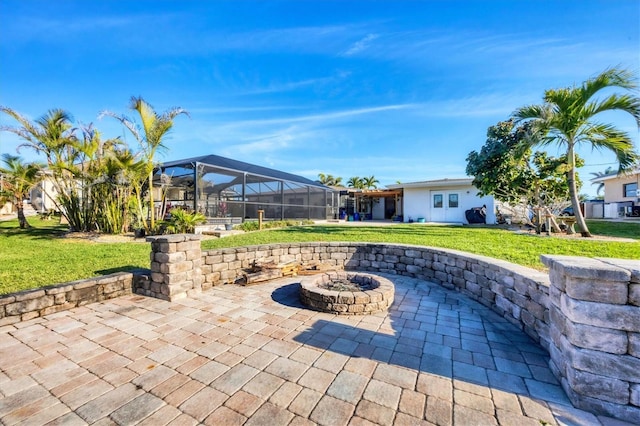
[0,274,630,425]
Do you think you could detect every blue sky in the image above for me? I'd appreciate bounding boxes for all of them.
[1,1,638,196]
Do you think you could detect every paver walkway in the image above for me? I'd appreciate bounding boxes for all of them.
[0,275,628,425]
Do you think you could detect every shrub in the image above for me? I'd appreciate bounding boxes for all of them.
[162,209,207,234]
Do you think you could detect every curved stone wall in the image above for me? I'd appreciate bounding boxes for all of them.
[200,242,551,350]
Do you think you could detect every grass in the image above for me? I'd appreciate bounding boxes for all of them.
[580,219,640,239]
[202,222,640,268]
[0,218,149,295]
[1,218,638,295]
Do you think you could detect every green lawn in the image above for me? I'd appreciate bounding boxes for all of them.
[1,218,638,295]
[202,222,640,267]
[0,218,149,295]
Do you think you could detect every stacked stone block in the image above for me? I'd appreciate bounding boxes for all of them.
[542,255,640,424]
[0,272,136,326]
[145,234,203,301]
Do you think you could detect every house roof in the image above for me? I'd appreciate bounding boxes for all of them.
[590,168,639,183]
[387,178,474,189]
[158,154,328,189]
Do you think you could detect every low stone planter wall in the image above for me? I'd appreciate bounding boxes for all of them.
[0,271,145,326]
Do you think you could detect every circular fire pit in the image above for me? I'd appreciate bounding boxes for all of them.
[299,271,394,315]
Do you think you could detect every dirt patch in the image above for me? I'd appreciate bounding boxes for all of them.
[59,232,146,243]
[59,232,219,243]
[511,228,637,243]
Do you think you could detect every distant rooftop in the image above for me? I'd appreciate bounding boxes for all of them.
[590,168,639,183]
[387,178,474,189]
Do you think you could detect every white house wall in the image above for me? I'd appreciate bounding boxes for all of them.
[372,198,385,220]
[403,185,496,224]
[403,188,431,221]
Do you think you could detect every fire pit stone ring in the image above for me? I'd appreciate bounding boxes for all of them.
[299,271,395,315]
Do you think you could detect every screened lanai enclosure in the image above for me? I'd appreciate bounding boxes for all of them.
[154,155,335,222]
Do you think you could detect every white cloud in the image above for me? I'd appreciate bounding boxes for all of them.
[217,104,415,129]
[342,34,379,57]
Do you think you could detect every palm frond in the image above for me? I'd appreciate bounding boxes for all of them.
[100,110,143,144]
[587,94,640,126]
[512,104,549,122]
[582,123,639,172]
[129,96,157,139]
[0,106,41,136]
[583,68,638,99]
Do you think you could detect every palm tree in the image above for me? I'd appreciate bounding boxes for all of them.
[328,175,343,186]
[0,107,76,166]
[347,176,364,189]
[590,166,614,196]
[513,68,640,237]
[317,173,343,186]
[102,97,188,230]
[0,107,85,227]
[0,154,42,228]
[363,175,379,189]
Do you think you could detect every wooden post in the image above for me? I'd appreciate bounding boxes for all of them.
[258,209,264,230]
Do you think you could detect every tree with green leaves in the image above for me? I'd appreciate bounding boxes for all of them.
[0,108,76,166]
[467,119,584,231]
[78,125,145,234]
[0,154,42,229]
[0,107,88,229]
[0,106,149,233]
[101,97,188,231]
[513,68,640,237]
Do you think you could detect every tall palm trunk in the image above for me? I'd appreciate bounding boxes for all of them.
[148,169,155,230]
[567,142,591,237]
[15,198,30,229]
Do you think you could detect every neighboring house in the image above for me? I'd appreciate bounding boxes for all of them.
[387,178,497,224]
[590,168,640,218]
[30,176,59,213]
[0,173,11,215]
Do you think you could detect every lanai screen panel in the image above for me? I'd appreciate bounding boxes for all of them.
[156,164,196,209]
[155,154,333,221]
[309,185,328,219]
[197,164,245,218]
[245,173,283,220]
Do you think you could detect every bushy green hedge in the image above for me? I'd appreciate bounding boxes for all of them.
[235,219,314,232]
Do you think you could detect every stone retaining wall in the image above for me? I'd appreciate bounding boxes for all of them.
[0,271,145,326]
[543,256,640,423]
